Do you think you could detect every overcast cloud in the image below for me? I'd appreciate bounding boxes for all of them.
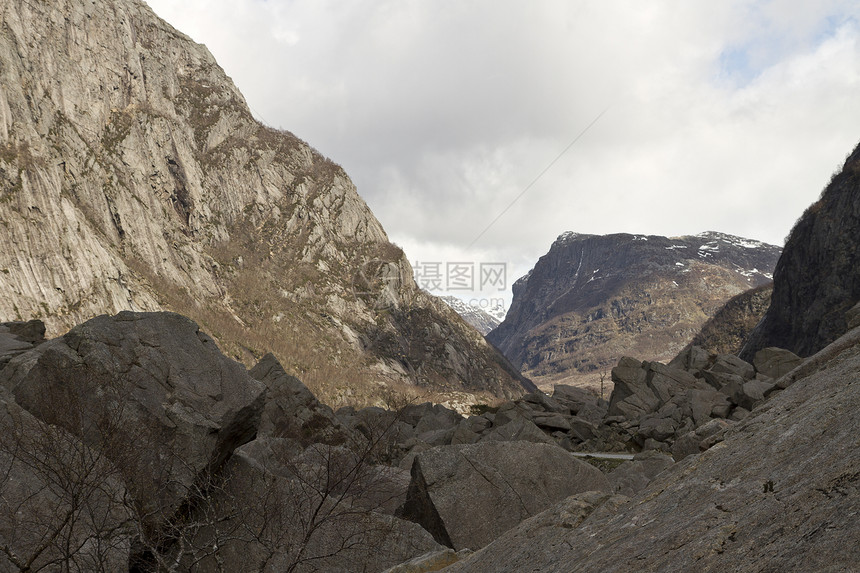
[145,0,860,311]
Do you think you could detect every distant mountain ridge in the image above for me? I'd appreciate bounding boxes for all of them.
[487,231,781,390]
[440,296,504,335]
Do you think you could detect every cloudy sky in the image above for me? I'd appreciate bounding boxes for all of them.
[146,0,860,311]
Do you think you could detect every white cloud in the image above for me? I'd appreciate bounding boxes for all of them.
[145,0,860,310]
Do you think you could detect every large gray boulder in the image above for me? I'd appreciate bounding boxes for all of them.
[607,450,674,497]
[606,357,659,419]
[0,312,266,555]
[752,347,804,381]
[552,384,607,425]
[397,441,610,551]
[668,344,714,374]
[608,358,707,421]
[709,353,756,380]
[184,443,442,573]
[479,415,556,445]
[0,387,132,571]
[0,320,45,370]
[442,491,631,573]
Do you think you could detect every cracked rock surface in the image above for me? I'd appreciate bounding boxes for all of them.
[396,440,610,551]
[0,311,266,536]
[444,326,860,572]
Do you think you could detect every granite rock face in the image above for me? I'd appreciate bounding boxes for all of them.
[488,231,780,390]
[0,0,529,406]
[742,140,860,359]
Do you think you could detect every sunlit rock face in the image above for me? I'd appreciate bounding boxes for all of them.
[0,0,531,405]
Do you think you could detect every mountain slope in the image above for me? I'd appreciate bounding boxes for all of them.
[741,141,860,359]
[0,0,530,405]
[440,296,503,335]
[677,283,773,357]
[487,231,781,390]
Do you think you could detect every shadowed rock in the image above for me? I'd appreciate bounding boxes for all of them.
[397,441,610,550]
[0,311,266,551]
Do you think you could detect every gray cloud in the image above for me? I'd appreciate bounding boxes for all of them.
[147,0,860,309]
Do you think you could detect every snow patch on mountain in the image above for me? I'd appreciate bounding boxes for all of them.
[440,295,505,335]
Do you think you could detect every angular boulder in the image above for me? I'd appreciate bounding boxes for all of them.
[709,353,756,380]
[397,441,610,550]
[185,445,442,573]
[753,347,804,381]
[0,320,46,370]
[0,312,266,544]
[607,357,659,419]
[251,353,354,446]
[607,450,675,497]
[0,388,131,571]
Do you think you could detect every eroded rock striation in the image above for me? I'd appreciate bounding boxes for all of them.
[0,0,529,405]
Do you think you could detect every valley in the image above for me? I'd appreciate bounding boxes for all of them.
[0,0,859,571]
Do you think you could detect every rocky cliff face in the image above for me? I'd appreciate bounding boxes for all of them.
[0,0,530,405]
[741,141,860,360]
[487,231,781,390]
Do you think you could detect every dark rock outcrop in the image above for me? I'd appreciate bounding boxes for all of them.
[0,387,132,571]
[0,319,45,370]
[250,352,354,446]
[488,231,780,390]
[183,440,442,573]
[741,141,860,359]
[396,441,610,551]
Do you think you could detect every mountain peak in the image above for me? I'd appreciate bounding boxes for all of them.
[488,230,781,391]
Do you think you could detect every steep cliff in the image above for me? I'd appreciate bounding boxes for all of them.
[0,0,530,405]
[487,232,780,390]
[741,141,860,359]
